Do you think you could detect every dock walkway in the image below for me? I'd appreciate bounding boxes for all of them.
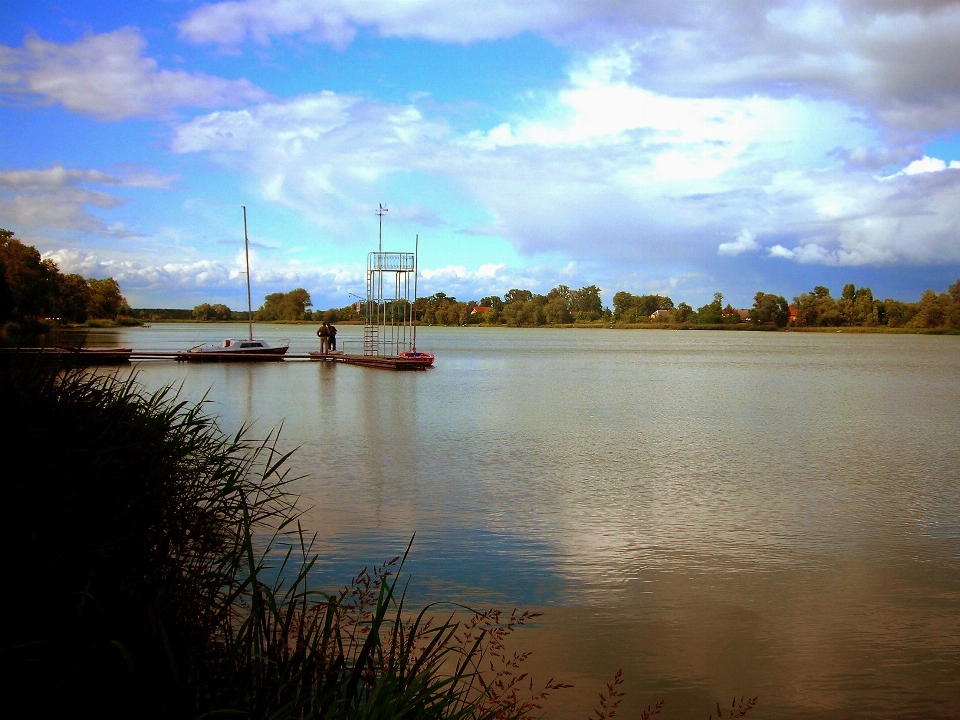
[2,348,432,370]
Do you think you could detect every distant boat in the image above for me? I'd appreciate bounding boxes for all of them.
[186,338,287,358]
[186,206,289,360]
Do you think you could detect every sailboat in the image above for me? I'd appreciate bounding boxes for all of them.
[186,207,289,360]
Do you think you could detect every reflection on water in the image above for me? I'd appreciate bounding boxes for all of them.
[53,324,960,718]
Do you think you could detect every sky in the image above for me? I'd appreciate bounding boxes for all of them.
[2,0,960,311]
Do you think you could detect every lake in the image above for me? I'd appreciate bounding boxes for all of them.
[54,323,960,719]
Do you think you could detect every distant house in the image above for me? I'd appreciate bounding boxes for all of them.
[737,308,751,321]
[788,305,798,323]
[649,309,673,320]
[471,306,492,315]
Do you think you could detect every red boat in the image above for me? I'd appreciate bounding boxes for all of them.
[397,350,435,368]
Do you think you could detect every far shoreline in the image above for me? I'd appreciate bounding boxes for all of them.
[77,318,960,335]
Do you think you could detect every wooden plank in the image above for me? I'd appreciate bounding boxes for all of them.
[309,352,430,370]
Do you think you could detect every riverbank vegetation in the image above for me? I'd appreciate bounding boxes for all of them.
[0,229,136,332]
[187,281,960,332]
[0,357,577,719]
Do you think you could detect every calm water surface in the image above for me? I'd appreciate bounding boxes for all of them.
[57,324,960,719]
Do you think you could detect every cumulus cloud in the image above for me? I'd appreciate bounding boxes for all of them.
[718,230,760,256]
[177,1,960,131]
[43,245,367,307]
[171,91,450,239]
[168,48,960,274]
[881,155,960,179]
[763,165,960,265]
[177,0,583,46]
[0,27,267,120]
[0,165,175,237]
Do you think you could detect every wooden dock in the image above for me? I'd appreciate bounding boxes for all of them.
[308,351,432,370]
[2,348,433,370]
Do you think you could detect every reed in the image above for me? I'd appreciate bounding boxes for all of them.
[0,357,565,719]
[0,357,754,719]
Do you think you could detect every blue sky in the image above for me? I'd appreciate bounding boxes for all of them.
[2,1,960,310]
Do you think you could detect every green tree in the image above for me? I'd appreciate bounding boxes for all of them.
[0,229,59,320]
[571,285,603,321]
[947,279,960,329]
[0,253,12,322]
[504,288,533,305]
[87,278,128,319]
[612,292,673,322]
[256,288,312,321]
[544,294,573,324]
[56,273,92,323]
[751,292,789,327]
[837,284,878,326]
[612,291,634,320]
[695,293,724,324]
[193,303,214,321]
[908,289,948,328]
[479,295,503,311]
[794,286,840,326]
[210,303,232,321]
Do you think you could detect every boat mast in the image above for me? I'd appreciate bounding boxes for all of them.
[413,233,418,351]
[242,205,253,341]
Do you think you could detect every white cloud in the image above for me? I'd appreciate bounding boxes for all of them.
[0,165,175,237]
[0,28,266,120]
[718,230,760,256]
[43,245,367,307]
[881,155,960,179]
[171,92,450,239]
[476,263,506,278]
[177,0,580,46]
[768,245,795,260]
[176,1,960,131]
[165,41,960,277]
[147,31,960,303]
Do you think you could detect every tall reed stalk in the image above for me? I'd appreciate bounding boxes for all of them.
[0,357,565,719]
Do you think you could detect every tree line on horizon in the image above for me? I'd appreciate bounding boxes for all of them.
[3,230,958,331]
[203,279,960,330]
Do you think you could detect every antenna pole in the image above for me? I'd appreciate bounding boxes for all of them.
[413,233,419,350]
[243,205,253,341]
[377,203,388,254]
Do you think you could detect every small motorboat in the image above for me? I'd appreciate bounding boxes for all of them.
[397,350,435,368]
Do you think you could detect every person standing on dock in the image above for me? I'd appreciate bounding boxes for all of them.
[328,322,338,352]
[317,322,329,354]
